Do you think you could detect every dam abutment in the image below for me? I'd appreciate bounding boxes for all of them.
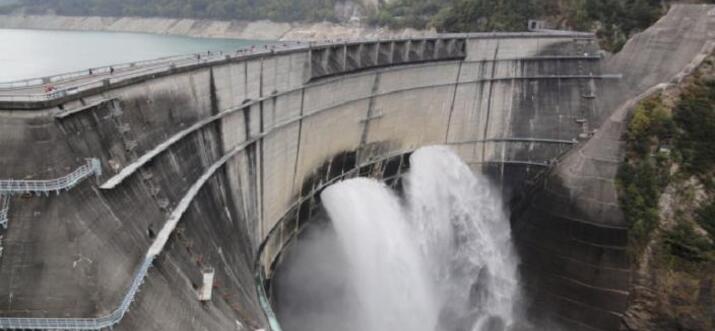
[1,9,712,328]
[0,32,617,330]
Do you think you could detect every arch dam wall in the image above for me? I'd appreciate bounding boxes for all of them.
[0,31,621,330]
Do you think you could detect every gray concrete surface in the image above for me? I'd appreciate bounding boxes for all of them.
[0,7,709,329]
[512,4,715,331]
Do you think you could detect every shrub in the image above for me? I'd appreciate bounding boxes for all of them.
[625,95,675,156]
[664,222,713,263]
[673,79,715,175]
[696,200,715,239]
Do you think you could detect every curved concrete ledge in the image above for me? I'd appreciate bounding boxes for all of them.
[253,151,412,331]
[101,70,615,190]
[0,139,256,329]
[453,137,578,145]
[0,32,596,109]
[0,31,611,330]
[0,257,152,330]
[471,160,550,167]
[0,142,409,329]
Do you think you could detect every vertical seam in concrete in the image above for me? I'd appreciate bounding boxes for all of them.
[209,67,226,156]
[209,68,219,116]
[259,58,264,99]
[342,44,348,72]
[389,41,395,65]
[241,102,254,249]
[307,48,313,83]
[290,88,306,194]
[500,75,517,188]
[360,73,381,147]
[243,61,248,98]
[373,42,379,66]
[258,57,265,239]
[211,67,242,240]
[444,61,464,142]
[481,41,501,162]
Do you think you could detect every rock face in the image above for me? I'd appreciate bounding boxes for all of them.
[510,4,714,331]
[0,14,435,41]
[621,51,715,331]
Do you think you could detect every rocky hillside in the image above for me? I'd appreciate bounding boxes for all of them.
[372,0,713,51]
[0,14,433,41]
[620,50,715,331]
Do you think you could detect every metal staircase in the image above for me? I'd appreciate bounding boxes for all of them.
[0,158,101,230]
[0,194,9,229]
[0,159,101,196]
[0,257,153,330]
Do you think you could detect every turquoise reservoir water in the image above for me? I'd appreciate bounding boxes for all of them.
[0,28,265,82]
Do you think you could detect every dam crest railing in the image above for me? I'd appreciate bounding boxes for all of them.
[0,31,596,108]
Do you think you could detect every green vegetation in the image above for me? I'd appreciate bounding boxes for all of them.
[618,65,715,264]
[4,0,713,52]
[0,0,341,22]
[663,222,713,263]
[371,0,540,31]
[371,0,674,51]
[618,95,674,252]
[673,79,715,175]
[696,199,715,238]
[371,0,715,52]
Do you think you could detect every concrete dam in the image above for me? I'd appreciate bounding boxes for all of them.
[0,4,712,330]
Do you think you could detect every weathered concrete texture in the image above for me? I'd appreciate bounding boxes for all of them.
[0,32,615,330]
[512,4,715,331]
[0,14,434,41]
[596,4,715,125]
[309,38,466,79]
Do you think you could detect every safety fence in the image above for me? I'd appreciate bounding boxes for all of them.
[0,43,306,103]
[0,194,9,229]
[0,257,153,330]
[0,49,244,90]
[0,31,597,104]
[0,159,101,195]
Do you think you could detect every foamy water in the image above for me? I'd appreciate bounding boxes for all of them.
[320,146,521,331]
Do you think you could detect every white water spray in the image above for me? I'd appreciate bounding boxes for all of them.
[321,146,520,331]
[321,178,438,331]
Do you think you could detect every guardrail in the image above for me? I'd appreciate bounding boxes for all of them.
[0,30,594,90]
[0,159,101,195]
[0,43,299,103]
[0,257,153,330]
[0,49,246,90]
[0,194,9,229]
[0,31,597,105]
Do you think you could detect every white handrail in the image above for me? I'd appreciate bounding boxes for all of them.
[0,194,9,229]
[0,159,101,194]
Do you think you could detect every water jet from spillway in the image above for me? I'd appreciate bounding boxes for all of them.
[276,146,521,331]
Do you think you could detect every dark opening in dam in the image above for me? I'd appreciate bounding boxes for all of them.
[270,146,523,331]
